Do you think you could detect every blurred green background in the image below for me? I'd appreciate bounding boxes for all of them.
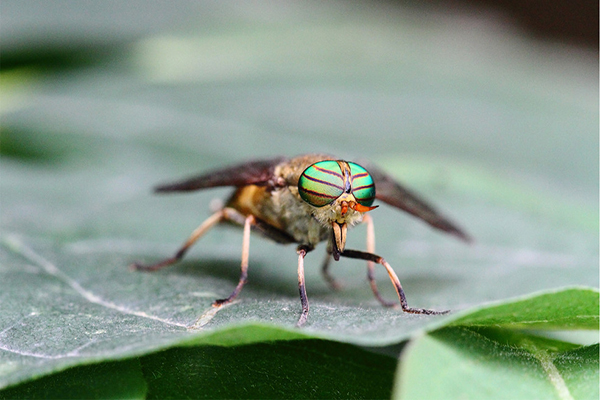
[1,1,598,399]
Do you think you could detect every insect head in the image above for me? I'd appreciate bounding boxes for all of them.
[298,160,377,214]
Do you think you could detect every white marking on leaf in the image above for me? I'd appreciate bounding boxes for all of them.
[4,235,187,328]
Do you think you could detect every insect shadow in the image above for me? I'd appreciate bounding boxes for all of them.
[157,256,301,298]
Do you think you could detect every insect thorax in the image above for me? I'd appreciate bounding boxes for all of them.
[268,186,331,246]
[226,185,330,247]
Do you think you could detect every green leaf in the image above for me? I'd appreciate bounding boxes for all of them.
[0,359,146,400]
[2,341,396,400]
[447,287,599,330]
[395,327,599,400]
[141,340,396,399]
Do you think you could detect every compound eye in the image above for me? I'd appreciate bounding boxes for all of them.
[298,160,344,207]
[348,162,376,207]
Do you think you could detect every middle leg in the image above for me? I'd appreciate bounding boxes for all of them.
[296,245,313,327]
[213,211,255,307]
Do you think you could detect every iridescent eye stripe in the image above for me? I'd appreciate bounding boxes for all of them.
[312,164,343,179]
[301,174,344,190]
[353,184,375,191]
[298,187,339,199]
[351,172,369,181]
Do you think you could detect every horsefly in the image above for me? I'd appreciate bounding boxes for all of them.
[131,154,470,326]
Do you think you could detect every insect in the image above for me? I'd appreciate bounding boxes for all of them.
[131,154,470,326]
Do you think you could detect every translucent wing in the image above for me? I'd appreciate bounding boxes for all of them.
[154,157,287,193]
[365,163,471,242]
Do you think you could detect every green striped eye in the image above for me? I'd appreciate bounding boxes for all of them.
[348,162,375,207]
[298,160,376,208]
[298,160,344,207]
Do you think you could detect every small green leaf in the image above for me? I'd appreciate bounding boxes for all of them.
[395,327,599,400]
[447,287,599,330]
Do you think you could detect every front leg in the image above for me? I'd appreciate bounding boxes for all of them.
[296,244,314,327]
[340,249,449,315]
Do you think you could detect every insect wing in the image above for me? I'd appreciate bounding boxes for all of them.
[154,157,286,193]
[365,163,471,242]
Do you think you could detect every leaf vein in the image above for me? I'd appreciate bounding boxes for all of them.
[4,235,187,329]
[522,340,574,400]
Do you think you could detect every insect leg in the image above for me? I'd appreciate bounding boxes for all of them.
[296,245,312,327]
[321,246,343,291]
[340,249,449,315]
[213,212,255,306]
[362,215,395,307]
[130,210,225,271]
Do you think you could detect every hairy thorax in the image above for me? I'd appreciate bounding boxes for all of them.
[226,184,330,247]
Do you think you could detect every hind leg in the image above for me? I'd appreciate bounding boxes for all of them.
[362,215,395,307]
[130,210,226,271]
